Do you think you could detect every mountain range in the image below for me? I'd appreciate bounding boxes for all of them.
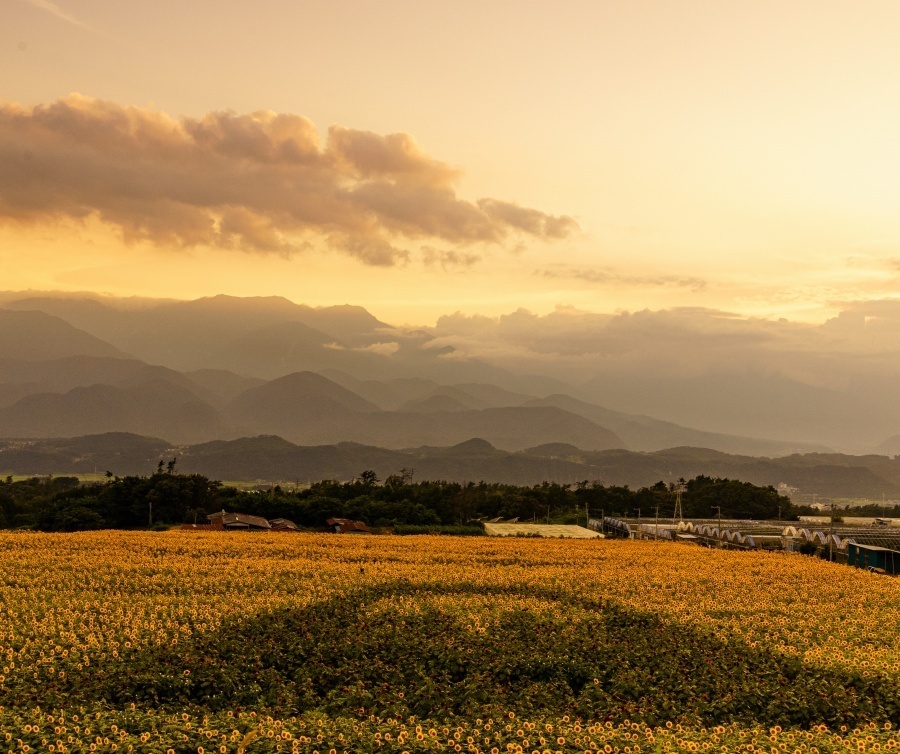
[2,432,900,499]
[0,291,896,464]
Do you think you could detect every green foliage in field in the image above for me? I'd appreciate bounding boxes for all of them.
[19,581,897,729]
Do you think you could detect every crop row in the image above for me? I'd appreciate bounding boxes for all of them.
[1,708,898,753]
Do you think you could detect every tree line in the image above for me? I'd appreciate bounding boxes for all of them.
[0,466,847,532]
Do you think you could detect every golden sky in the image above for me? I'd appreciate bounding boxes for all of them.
[4,0,900,325]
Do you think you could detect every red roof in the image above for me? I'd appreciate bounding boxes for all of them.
[326,517,372,534]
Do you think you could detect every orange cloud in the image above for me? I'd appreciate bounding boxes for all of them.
[0,95,577,265]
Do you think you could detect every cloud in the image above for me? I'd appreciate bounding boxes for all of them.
[420,300,900,451]
[427,305,817,378]
[327,127,458,187]
[23,0,93,32]
[336,236,409,267]
[361,341,401,356]
[423,301,900,406]
[477,199,578,239]
[540,264,707,291]
[324,340,400,356]
[0,95,577,265]
[421,246,481,269]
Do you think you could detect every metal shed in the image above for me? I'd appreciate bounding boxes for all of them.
[846,543,899,575]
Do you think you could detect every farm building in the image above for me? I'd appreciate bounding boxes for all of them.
[601,515,900,571]
[846,543,900,574]
[180,522,224,531]
[181,512,301,532]
[207,511,272,530]
[326,517,371,534]
[602,517,788,550]
[269,517,300,531]
[800,516,899,528]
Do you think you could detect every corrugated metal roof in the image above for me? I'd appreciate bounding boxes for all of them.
[208,510,271,529]
[269,518,300,531]
[326,517,372,534]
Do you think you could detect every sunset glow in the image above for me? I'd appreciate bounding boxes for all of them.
[4,0,899,326]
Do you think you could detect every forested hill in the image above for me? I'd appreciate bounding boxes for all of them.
[3,432,900,499]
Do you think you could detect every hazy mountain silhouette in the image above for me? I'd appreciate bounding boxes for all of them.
[0,381,230,444]
[0,383,45,409]
[523,442,585,457]
[228,370,381,436]
[450,383,536,407]
[319,372,440,409]
[524,394,829,456]
[0,310,125,361]
[431,437,508,456]
[291,304,391,345]
[399,393,472,413]
[348,406,624,451]
[0,356,221,409]
[4,291,895,454]
[398,383,536,412]
[225,371,624,450]
[0,432,171,476]
[183,369,266,405]
[582,370,891,453]
[3,295,547,388]
[170,435,611,487]
[316,374,826,455]
[876,435,900,456]
[205,320,347,378]
[4,295,391,374]
[321,373,545,411]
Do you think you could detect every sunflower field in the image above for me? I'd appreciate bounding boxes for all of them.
[0,531,898,752]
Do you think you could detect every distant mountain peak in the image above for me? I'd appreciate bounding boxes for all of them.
[450,437,498,453]
[523,442,583,457]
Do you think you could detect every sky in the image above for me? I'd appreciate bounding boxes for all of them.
[3,0,900,327]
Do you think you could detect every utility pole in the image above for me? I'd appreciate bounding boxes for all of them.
[655,505,659,540]
[636,508,641,540]
[672,481,685,524]
[148,499,153,529]
[829,502,835,562]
